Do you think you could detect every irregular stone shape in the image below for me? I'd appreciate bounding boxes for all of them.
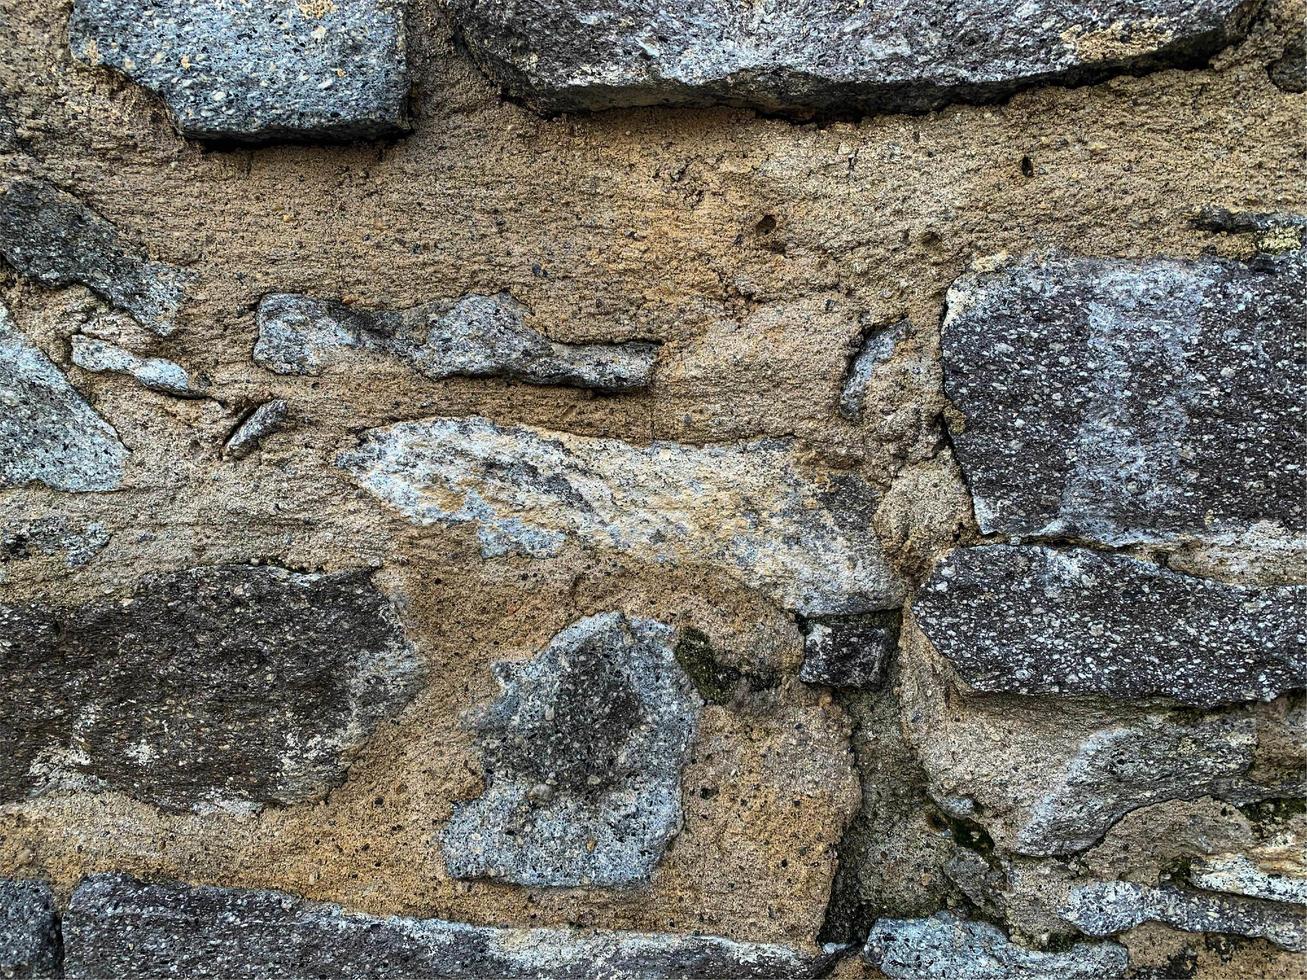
[64,873,821,979]
[68,0,409,143]
[942,251,1306,546]
[0,564,420,813]
[442,612,699,886]
[224,399,289,459]
[0,879,60,979]
[448,0,1256,115]
[863,912,1127,979]
[839,320,909,421]
[1,517,109,568]
[914,546,1305,708]
[1269,41,1306,93]
[0,303,127,492]
[798,611,899,689]
[338,416,903,615]
[255,293,658,392]
[1061,882,1307,951]
[0,179,187,335]
[71,335,200,397]
[1191,840,1307,906]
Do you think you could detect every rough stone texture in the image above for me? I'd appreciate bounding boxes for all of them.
[64,873,822,979]
[0,565,421,813]
[223,399,289,458]
[942,251,1306,548]
[449,0,1258,115]
[798,612,899,690]
[863,912,1127,979]
[0,879,59,979]
[0,518,109,570]
[839,320,910,421]
[442,612,700,886]
[70,335,200,397]
[0,303,127,493]
[1191,840,1307,906]
[914,545,1305,707]
[1061,882,1307,951]
[68,0,409,143]
[339,415,903,615]
[0,179,187,335]
[255,292,659,391]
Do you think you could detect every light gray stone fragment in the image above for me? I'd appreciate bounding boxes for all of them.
[839,320,908,421]
[448,0,1256,115]
[942,251,1305,547]
[0,879,59,979]
[0,178,187,335]
[68,0,409,143]
[914,546,1305,707]
[0,565,421,813]
[255,293,658,391]
[1,517,110,568]
[798,612,899,689]
[863,912,1127,979]
[337,415,903,615]
[64,873,822,979]
[442,612,699,886]
[1191,843,1307,906]
[223,400,289,459]
[1061,882,1307,951]
[70,335,200,397]
[0,304,127,492]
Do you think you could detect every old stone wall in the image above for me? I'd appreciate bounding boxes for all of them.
[0,0,1303,976]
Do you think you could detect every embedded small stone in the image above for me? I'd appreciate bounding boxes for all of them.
[0,879,60,980]
[255,293,658,391]
[68,0,409,143]
[0,564,420,813]
[1190,839,1307,906]
[442,612,700,886]
[1060,882,1307,951]
[941,251,1305,547]
[840,320,909,421]
[798,611,900,690]
[64,873,822,978]
[0,178,187,335]
[223,399,290,459]
[0,303,127,492]
[1269,41,1306,93]
[914,546,1304,708]
[863,912,1127,979]
[447,0,1256,115]
[71,335,201,397]
[1,517,110,568]
[338,415,903,615]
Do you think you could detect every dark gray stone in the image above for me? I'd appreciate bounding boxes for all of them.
[798,611,899,690]
[0,880,59,979]
[0,564,420,813]
[863,912,1127,979]
[1269,41,1306,93]
[70,335,202,397]
[255,293,658,392]
[942,251,1306,547]
[68,0,409,143]
[442,612,700,886]
[914,545,1304,708]
[0,303,127,493]
[839,320,909,421]
[1192,207,1307,235]
[223,399,289,459]
[64,873,822,979]
[448,0,1256,115]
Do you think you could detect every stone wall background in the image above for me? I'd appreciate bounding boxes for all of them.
[0,0,1303,976]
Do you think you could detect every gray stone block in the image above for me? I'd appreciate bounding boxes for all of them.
[223,399,290,459]
[0,879,59,980]
[798,612,899,690]
[70,335,201,398]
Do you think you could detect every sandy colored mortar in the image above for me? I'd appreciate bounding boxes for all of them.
[0,0,1304,957]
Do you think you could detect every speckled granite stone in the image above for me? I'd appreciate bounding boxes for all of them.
[71,335,201,397]
[0,880,59,979]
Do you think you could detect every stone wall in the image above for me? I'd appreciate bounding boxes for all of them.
[0,0,1303,976]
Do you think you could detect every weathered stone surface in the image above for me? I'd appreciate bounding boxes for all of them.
[1191,839,1307,906]
[1061,882,1307,951]
[1269,41,1306,93]
[71,335,200,397]
[914,546,1305,707]
[0,179,187,335]
[443,612,699,886]
[0,304,127,492]
[223,399,289,459]
[255,293,658,392]
[339,416,902,615]
[1,517,109,569]
[798,612,899,690]
[68,0,409,143]
[64,873,822,979]
[863,912,1127,979]
[840,320,909,421]
[0,879,59,980]
[942,251,1306,547]
[449,0,1256,115]
[0,565,420,813]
